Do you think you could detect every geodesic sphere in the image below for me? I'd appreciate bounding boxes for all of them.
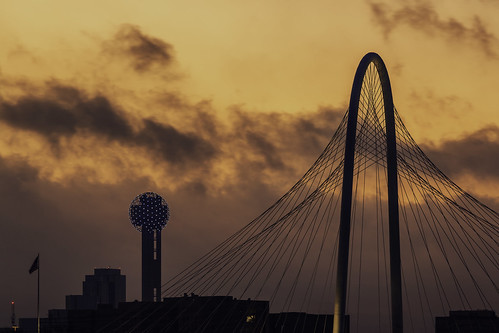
[129,192,170,232]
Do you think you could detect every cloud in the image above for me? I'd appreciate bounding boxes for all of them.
[420,125,499,180]
[136,119,217,165]
[103,24,175,72]
[369,2,499,58]
[244,130,285,170]
[0,75,345,184]
[0,84,132,142]
[230,106,342,160]
[0,83,216,167]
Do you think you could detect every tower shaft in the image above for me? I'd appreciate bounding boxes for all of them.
[142,230,161,302]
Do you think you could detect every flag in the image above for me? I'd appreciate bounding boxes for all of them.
[29,255,39,274]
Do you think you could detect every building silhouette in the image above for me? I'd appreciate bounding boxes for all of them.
[18,268,125,333]
[106,295,269,332]
[267,312,348,333]
[435,310,498,333]
[66,268,125,310]
[16,293,348,333]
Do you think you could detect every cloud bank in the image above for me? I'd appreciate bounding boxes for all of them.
[421,125,499,180]
[369,1,499,58]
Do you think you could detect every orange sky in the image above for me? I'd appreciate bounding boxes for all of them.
[0,0,497,326]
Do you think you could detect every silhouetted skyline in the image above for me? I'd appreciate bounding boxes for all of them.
[0,0,498,328]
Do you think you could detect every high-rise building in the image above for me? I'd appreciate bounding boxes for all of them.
[66,268,126,310]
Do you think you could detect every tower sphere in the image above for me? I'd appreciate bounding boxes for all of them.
[129,192,170,233]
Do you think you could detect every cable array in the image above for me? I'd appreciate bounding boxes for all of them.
[99,62,498,333]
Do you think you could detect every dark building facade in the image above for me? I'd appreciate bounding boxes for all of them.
[18,294,348,333]
[19,268,125,333]
[66,268,125,310]
[435,310,498,333]
[268,312,348,333]
[105,295,269,332]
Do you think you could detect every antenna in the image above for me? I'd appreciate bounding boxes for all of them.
[11,301,18,331]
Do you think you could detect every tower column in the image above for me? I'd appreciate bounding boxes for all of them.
[154,230,161,302]
[129,192,170,303]
[142,230,162,302]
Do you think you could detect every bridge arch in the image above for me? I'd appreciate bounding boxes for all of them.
[333,52,402,333]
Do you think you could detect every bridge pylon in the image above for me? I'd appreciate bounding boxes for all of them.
[333,52,402,333]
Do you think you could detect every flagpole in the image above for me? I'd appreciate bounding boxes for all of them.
[37,253,40,333]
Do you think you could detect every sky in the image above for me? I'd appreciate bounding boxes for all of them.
[0,0,498,326]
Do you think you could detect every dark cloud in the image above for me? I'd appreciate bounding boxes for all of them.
[244,131,285,169]
[420,125,499,180]
[0,84,133,143]
[0,78,344,177]
[369,2,499,58]
[0,83,216,166]
[230,105,342,160]
[137,119,217,165]
[0,98,79,141]
[105,24,175,72]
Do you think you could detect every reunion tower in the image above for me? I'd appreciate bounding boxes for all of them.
[129,192,170,302]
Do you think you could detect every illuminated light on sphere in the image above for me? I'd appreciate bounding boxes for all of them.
[129,192,170,233]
